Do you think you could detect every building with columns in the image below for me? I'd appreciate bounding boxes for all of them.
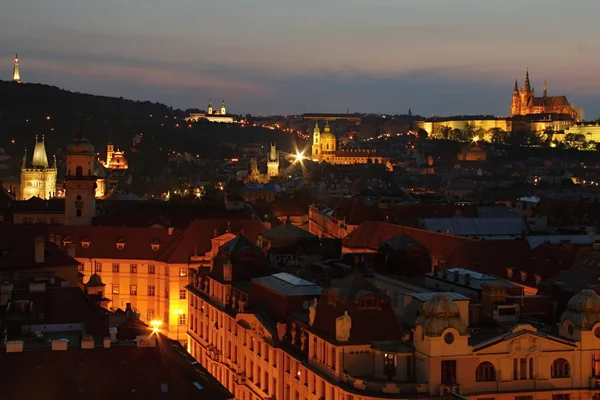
[185,230,600,400]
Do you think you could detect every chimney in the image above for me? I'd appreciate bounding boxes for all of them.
[168,227,174,236]
[67,243,76,258]
[34,237,45,264]
[465,273,471,286]
[223,263,232,282]
[125,303,133,316]
[51,339,68,351]
[81,335,94,350]
[453,270,460,282]
[103,337,111,348]
[55,234,62,246]
[5,340,24,353]
[48,233,55,243]
[109,327,117,343]
[1,282,13,306]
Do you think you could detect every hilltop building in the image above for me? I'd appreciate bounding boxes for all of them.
[20,136,57,201]
[311,121,387,166]
[511,70,581,120]
[103,141,128,170]
[267,142,279,178]
[185,99,236,123]
[12,53,20,83]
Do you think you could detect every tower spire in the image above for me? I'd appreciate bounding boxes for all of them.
[22,147,27,168]
[543,79,547,97]
[523,68,531,92]
[514,79,519,92]
[13,54,21,83]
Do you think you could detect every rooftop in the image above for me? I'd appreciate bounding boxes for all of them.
[253,272,324,297]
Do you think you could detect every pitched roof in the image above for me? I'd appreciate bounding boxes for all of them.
[260,223,318,241]
[421,217,529,237]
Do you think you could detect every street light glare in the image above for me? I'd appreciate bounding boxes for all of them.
[294,151,305,161]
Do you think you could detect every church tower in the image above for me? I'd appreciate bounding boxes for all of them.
[207,99,213,115]
[510,79,521,116]
[311,121,321,162]
[519,69,534,114]
[13,54,21,83]
[267,142,279,178]
[221,100,227,115]
[20,136,57,200]
[106,140,114,167]
[64,130,97,226]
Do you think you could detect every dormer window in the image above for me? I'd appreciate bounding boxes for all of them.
[506,268,514,279]
[520,271,528,283]
[359,295,379,310]
[63,236,73,246]
[116,238,126,250]
[81,237,91,248]
[151,240,160,251]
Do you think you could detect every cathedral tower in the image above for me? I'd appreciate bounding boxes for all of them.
[311,121,321,162]
[221,100,227,115]
[207,99,213,115]
[20,136,57,200]
[510,79,521,116]
[267,142,279,178]
[13,54,21,83]
[106,140,114,166]
[64,130,97,226]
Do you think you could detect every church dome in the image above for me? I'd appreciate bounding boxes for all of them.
[86,273,105,287]
[415,294,468,337]
[560,289,600,330]
[67,137,95,154]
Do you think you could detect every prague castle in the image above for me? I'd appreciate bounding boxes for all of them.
[511,70,581,120]
[311,121,387,166]
[20,136,57,200]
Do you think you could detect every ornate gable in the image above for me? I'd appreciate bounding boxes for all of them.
[474,330,576,356]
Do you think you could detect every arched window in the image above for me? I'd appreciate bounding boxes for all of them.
[76,166,83,177]
[476,361,496,381]
[551,358,570,378]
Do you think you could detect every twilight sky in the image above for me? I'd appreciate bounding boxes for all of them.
[2,0,600,117]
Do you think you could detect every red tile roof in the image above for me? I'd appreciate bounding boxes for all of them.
[0,343,233,400]
[343,221,472,256]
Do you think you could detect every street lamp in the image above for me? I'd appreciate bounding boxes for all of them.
[150,319,162,334]
[174,310,183,342]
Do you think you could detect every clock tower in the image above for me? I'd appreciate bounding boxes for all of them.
[64,131,97,226]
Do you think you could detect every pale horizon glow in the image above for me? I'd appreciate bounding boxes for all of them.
[1,0,599,117]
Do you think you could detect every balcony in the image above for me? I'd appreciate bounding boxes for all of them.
[341,373,427,396]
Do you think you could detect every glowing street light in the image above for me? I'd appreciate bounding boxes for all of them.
[150,320,162,334]
[294,151,305,162]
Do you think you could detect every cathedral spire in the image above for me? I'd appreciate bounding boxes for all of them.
[514,79,519,92]
[13,54,21,83]
[523,68,532,92]
[543,79,547,97]
[22,147,27,168]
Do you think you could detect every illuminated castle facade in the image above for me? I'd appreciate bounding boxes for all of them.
[20,136,57,200]
[13,54,20,83]
[510,70,582,120]
[311,121,387,166]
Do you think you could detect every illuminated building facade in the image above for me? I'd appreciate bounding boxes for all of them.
[20,136,57,200]
[13,53,20,83]
[267,142,279,178]
[104,141,129,170]
[511,70,582,120]
[186,99,236,123]
[64,134,97,226]
[185,240,600,400]
[311,121,387,165]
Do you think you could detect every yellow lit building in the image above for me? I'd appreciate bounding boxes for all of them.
[20,136,57,200]
[554,123,600,143]
[103,142,129,170]
[13,53,21,83]
[414,119,512,140]
[311,121,387,165]
[186,99,236,123]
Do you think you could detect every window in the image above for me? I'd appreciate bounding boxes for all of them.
[359,296,379,310]
[148,285,155,296]
[130,285,137,295]
[94,262,102,272]
[476,362,496,382]
[78,263,84,272]
[112,263,119,272]
[514,358,533,380]
[179,313,186,325]
[112,284,119,294]
[76,209,82,217]
[148,309,155,321]
[179,268,187,277]
[551,358,570,378]
[444,332,455,344]
[148,265,156,274]
[441,360,456,384]
[130,264,137,273]
[179,289,187,299]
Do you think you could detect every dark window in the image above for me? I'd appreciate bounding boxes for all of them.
[476,362,496,382]
[76,166,83,177]
[76,209,82,217]
[551,358,570,378]
[441,360,456,384]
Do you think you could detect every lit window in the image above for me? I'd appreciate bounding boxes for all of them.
[130,285,137,295]
[179,289,187,300]
[112,284,119,294]
[148,285,155,296]
[147,309,155,321]
[148,265,156,274]
[179,268,187,277]
[94,262,102,272]
[112,263,119,273]
[179,313,187,325]
[130,264,137,273]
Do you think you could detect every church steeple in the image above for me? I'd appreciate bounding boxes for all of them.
[207,99,213,115]
[221,100,226,115]
[543,79,547,97]
[514,79,519,92]
[523,68,532,92]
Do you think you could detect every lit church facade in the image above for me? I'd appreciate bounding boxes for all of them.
[186,99,236,123]
[311,121,387,166]
[19,136,57,200]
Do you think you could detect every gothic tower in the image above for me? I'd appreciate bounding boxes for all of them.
[510,79,521,116]
[207,99,213,115]
[13,54,21,83]
[221,100,227,115]
[64,130,97,226]
[20,136,57,200]
[519,69,534,112]
[311,121,321,162]
[267,142,279,178]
